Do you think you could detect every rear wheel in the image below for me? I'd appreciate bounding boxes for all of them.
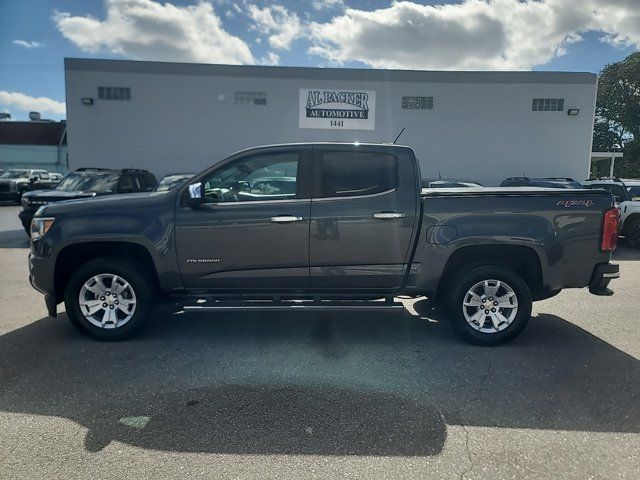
[64,258,154,340]
[446,265,532,346]
[624,218,640,249]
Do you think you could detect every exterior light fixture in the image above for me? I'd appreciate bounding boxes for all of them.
[567,108,579,116]
[81,97,94,105]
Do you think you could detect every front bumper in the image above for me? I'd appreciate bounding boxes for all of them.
[18,209,35,230]
[588,262,619,296]
[28,252,57,316]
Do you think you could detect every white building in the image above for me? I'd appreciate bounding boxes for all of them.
[64,58,597,185]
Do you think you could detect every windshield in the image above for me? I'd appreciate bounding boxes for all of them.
[0,170,29,179]
[56,171,120,193]
[156,174,194,192]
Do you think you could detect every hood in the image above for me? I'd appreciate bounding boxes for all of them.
[37,190,175,216]
[23,189,96,201]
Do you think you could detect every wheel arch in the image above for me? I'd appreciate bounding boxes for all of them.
[54,241,160,303]
[435,244,544,304]
[623,212,640,229]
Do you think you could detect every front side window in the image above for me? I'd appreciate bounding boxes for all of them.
[202,152,300,203]
[319,151,398,198]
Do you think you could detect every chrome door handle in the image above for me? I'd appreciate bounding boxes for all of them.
[270,215,304,223]
[373,212,405,219]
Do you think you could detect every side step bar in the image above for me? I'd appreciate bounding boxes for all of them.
[179,297,405,313]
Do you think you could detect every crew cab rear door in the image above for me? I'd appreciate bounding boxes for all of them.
[175,145,312,289]
[309,145,420,289]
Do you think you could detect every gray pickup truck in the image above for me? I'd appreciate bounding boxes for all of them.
[28,143,620,345]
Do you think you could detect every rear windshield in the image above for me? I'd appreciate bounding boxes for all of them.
[56,171,120,193]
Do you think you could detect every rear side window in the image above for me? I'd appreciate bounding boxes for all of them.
[319,151,398,198]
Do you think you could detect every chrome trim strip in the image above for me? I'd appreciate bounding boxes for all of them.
[203,198,311,206]
[183,305,403,312]
[312,188,397,202]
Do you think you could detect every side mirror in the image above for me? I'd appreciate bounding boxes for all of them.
[30,176,38,183]
[188,182,203,208]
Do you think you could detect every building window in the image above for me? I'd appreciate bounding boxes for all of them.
[98,87,131,101]
[235,91,267,106]
[532,98,564,111]
[402,96,433,110]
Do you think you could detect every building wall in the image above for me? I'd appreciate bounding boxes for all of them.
[0,144,68,173]
[65,60,597,185]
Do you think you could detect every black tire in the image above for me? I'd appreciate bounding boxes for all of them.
[445,265,532,346]
[64,258,154,340]
[623,218,640,249]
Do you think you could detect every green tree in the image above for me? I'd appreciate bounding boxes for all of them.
[592,52,640,178]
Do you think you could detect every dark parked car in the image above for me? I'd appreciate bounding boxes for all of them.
[155,173,195,192]
[19,167,157,233]
[28,143,619,346]
[500,177,583,189]
[0,169,58,203]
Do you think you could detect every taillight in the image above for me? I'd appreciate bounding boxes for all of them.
[601,207,619,252]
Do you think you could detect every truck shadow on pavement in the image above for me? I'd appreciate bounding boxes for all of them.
[1,307,639,456]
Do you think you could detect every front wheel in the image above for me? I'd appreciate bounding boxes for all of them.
[446,265,532,346]
[64,258,154,340]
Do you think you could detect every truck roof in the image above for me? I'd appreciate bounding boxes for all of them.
[230,142,414,154]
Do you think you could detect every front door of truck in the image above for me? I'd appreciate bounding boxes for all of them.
[175,146,312,289]
[309,146,419,290]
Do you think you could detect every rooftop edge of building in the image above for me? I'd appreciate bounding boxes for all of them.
[64,58,597,85]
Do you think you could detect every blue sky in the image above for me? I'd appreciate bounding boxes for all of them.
[1,0,638,121]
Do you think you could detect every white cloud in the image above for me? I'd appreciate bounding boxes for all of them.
[0,91,66,116]
[308,0,640,70]
[259,52,280,66]
[312,0,344,10]
[248,4,302,50]
[12,40,44,49]
[54,0,254,64]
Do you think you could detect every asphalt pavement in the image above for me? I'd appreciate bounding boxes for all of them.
[1,204,639,479]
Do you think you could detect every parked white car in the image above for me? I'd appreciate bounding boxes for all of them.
[583,178,640,248]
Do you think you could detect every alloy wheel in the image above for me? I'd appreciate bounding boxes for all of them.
[78,273,137,329]
[462,279,518,333]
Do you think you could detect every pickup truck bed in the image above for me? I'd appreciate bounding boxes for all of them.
[28,142,619,345]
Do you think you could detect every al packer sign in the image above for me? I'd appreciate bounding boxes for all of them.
[299,88,376,130]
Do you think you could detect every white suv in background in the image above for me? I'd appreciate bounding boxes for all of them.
[583,178,640,248]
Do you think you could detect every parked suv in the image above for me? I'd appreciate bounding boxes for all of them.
[0,169,57,203]
[583,178,640,248]
[19,167,157,233]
